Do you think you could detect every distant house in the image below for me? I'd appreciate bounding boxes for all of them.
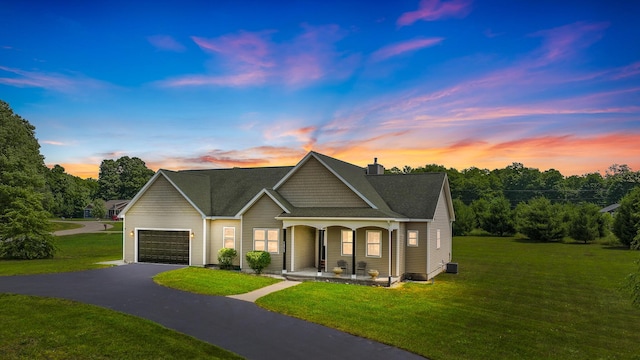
[119,151,455,281]
[84,200,130,219]
[599,203,620,215]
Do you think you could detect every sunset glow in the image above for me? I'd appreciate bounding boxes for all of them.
[2,1,638,178]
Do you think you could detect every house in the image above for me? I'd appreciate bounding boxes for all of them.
[119,151,455,281]
[84,200,130,219]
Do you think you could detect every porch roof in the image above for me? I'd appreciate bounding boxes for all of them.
[277,206,404,219]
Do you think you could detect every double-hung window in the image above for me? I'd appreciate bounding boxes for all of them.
[223,227,235,249]
[254,228,279,253]
[407,230,418,247]
[366,230,382,257]
[341,230,353,256]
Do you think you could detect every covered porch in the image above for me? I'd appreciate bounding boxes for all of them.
[278,217,404,282]
[283,267,401,287]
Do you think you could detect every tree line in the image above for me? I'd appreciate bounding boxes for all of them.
[1,100,154,259]
[2,98,639,261]
[389,164,640,248]
[388,163,639,207]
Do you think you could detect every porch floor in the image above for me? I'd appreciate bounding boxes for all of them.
[283,267,400,287]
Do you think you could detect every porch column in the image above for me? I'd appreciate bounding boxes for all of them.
[282,228,287,273]
[291,226,296,272]
[317,229,325,275]
[388,228,392,280]
[351,229,356,279]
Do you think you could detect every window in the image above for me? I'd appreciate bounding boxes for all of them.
[341,230,353,256]
[366,230,381,257]
[407,230,418,247]
[254,228,279,253]
[436,229,441,249]
[223,227,235,249]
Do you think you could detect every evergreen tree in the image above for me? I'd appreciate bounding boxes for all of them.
[568,203,601,243]
[483,196,516,236]
[613,187,640,248]
[516,197,565,242]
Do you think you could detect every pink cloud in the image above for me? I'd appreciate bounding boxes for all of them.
[371,37,443,62]
[530,21,609,64]
[397,0,472,26]
[42,140,67,146]
[192,31,275,69]
[0,65,109,93]
[157,71,268,87]
[147,35,186,52]
[162,25,358,88]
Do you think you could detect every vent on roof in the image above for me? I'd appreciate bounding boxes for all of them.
[367,157,385,175]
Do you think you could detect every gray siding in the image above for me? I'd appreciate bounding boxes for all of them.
[405,222,428,274]
[242,195,284,274]
[209,219,241,266]
[428,186,453,279]
[278,157,368,207]
[289,225,315,271]
[355,227,391,277]
[124,176,204,265]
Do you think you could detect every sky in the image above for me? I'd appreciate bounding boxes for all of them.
[1,0,639,179]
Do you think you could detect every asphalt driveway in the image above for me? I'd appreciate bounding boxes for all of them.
[0,264,425,360]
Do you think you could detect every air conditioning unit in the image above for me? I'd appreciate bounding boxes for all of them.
[446,262,458,274]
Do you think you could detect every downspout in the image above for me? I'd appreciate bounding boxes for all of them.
[396,227,400,277]
[388,226,392,286]
[291,226,296,272]
[239,216,243,270]
[426,222,431,279]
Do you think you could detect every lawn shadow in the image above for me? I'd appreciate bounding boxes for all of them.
[601,245,632,251]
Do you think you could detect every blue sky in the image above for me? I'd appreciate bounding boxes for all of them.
[1,0,639,178]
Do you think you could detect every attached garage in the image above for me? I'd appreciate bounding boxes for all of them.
[137,230,190,265]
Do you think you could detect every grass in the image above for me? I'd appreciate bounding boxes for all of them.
[154,267,281,296]
[257,236,640,360]
[0,233,122,276]
[0,294,242,359]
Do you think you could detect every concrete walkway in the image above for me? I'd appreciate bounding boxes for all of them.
[227,280,301,302]
[0,264,425,360]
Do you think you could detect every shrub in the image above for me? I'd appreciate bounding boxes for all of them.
[613,187,640,248]
[245,251,271,274]
[0,235,56,260]
[217,248,237,270]
[568,203,601,243]
[516,197,565,242]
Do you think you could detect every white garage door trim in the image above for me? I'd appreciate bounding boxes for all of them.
[134,227,193,266]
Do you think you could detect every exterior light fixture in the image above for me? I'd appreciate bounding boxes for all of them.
[190,232,195,238]
[129,230,134,237]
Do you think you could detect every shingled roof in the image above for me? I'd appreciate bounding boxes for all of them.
[367,173,450,220]
[127,152,450,221]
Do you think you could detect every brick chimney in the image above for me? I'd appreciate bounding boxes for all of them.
[367,157,385,175]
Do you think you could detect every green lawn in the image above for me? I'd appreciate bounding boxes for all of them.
[0,233,122,276]
[0,294,242,359]
[154,267,281,296]
[257,237,640,360]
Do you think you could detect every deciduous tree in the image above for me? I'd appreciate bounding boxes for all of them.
[0,100,55,259]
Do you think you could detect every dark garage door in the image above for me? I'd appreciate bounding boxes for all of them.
[138,230,189,265]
